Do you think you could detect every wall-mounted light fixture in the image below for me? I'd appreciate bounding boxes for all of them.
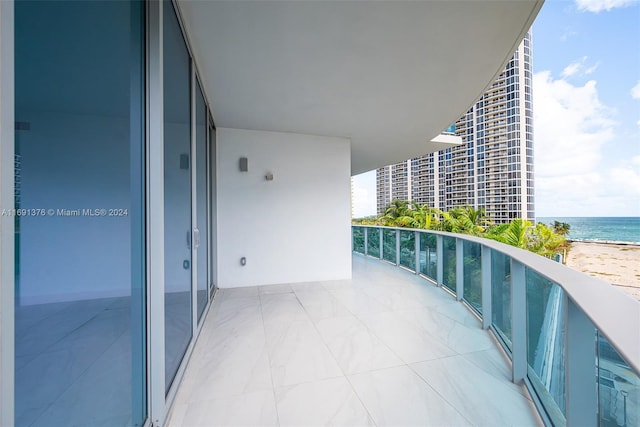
[265,172,274,181]
[239,157,248,172]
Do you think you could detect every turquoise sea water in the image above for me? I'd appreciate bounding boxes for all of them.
[536,217,640,244]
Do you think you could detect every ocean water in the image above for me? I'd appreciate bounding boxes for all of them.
[536,217,640,244]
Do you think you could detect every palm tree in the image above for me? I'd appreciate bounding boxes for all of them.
[370,203,569,260]
[464,206,490,228]
[494,218,531,249]
[381,200,417,227]
[412,205,441,230]
[551,221,571,236]
[527,222,567,258]
[437,206,479,234]
[436,209,456,232]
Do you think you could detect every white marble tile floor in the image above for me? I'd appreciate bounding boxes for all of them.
[168,255,542,427]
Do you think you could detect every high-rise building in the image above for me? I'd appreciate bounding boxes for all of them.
[377,33,534,223]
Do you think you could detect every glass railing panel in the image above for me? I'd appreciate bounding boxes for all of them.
[366,227,380,258]
[491,249,512,350]
[526,268,566,424]
[442,236,456,292]
[382,229,397,263]
[352,227,364,254]
[463,240,482,313]
[597,332,639,427]
[399,230,415,271]
[419,233,437,281]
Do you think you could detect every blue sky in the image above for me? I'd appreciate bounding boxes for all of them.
[352,0,640,218]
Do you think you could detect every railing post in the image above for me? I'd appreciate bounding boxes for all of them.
[364,227,368,256]
[565,295,597,427]
[481,245,492,329]
[510,259,527,384]
[351,227,354,252]
[379,227,383,260]
[456,238,463,301]
[414,231,420,275]
[436,235,443,286]
[395,229,400,266]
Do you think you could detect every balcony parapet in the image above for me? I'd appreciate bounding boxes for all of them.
[352,225,639,427]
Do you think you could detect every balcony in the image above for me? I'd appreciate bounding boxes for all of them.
[349,226,639,427]
[164,227,640,426]
[169,254,540,426]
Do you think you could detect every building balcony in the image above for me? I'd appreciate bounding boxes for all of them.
[169,254,541,426]
[0,0,574,424]
[27,223,639,427]
[348,226,639,427]
[486,105,508,114]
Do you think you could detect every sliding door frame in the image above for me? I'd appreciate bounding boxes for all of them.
[0,0,217,424]
[207,116,217,297]
[146,0,165,425]
[148,1,217,424]
[0,1,15,425]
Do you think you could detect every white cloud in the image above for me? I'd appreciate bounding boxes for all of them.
[561,62,582,78]
[584,62,600,75]
[575,0,639,13]
[534,71,614,177]
[561,56,599,79]
[631,81,640,99]
[610,163,640,198]
[532,70,640,216]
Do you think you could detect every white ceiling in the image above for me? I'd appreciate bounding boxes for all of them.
[178,0,543,175]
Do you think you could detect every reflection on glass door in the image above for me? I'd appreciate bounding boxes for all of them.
[163,0,193,393]
[14,0,146,425]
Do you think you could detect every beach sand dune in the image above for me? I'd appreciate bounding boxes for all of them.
[566,241,640,300]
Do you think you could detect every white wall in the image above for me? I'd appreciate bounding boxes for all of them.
[217,128,351,287]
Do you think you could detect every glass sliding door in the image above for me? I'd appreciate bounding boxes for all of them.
[14,1,146,426]
[195,79,208,323]
[163,0,193,393]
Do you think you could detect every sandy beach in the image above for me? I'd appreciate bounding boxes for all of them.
[565,241,640,300]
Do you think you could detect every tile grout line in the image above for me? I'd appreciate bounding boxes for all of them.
[405,360,477,427]
[344,275,478,424]
[295,287,381,427]
[258,290,282,427]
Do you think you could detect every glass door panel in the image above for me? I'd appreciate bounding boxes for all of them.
[14,1,146,425]
[163,0,192,394]
[195,79,208,322]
